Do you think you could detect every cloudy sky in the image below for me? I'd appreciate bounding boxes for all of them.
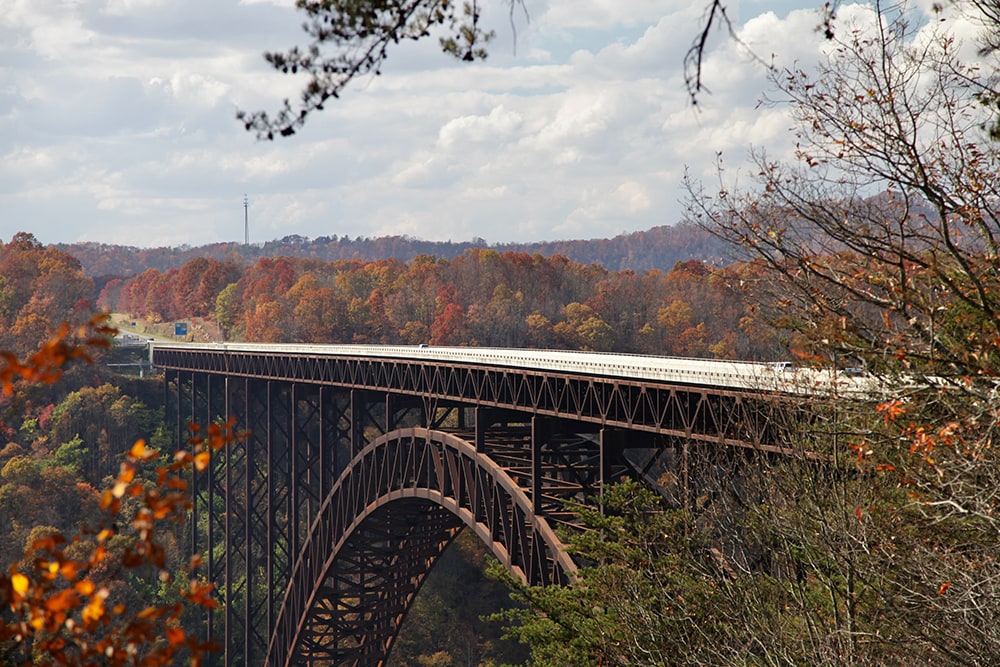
[0,0,971,248]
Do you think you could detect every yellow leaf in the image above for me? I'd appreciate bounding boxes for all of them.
[11,573,29,596]
[81,592,106,624]
[128,439,154,461]
[194,451,211,472]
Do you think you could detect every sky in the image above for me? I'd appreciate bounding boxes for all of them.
[0,0,978,248]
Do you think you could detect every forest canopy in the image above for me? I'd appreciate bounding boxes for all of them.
[100,249,789,362]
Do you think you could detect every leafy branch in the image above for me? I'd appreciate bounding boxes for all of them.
[0,320,246,665]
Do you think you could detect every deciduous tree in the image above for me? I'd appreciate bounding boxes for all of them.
[0,317,238,665]
[685,5,1000,662]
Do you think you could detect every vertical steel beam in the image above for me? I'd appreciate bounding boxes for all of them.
[351,389,364,458]
[599,427,608,514]
[288,383,326,569]
[319,386,331,509]
[190,372,206,558]
[239,377,252,667]
[290,383,299,563]
[163,369,179,475]
[681,440,690,509]
[266,380,277,664]
[598,428,625,513]
[205,374,217,660]
[224,381,233,667]
[475,407,487,453]
[243,378,272,666]
[531,416,549,517]
[267,380,293,662]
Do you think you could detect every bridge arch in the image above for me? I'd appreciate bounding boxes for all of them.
[266,427,578,667]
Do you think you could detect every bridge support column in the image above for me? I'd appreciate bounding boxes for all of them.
[599,428,627,512]
[168,371,249,665]
[247,379,274,665]
[350,389,388,457]
[531,416,551,517]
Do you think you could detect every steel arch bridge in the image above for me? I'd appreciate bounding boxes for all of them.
[151,343,797,667]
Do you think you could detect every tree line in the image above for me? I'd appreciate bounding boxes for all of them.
[98,250,790,361]
[58,221,731,281]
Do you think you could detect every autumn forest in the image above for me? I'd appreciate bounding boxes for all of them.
[95,247,782,360]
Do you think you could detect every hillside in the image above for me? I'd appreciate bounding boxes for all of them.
[57,222,734,279]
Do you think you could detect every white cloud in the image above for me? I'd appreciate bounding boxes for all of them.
[0,0,990,248]
[102,0,169,16]
[438,105,524,148]
[536,0,687,31]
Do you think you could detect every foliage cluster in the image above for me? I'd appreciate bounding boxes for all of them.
[0,317,235,665]
[0,233,95,358]
[101,250,785,360]
[0,237,232,665]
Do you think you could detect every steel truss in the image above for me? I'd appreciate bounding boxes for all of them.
[157,348,796,667]
[154,347,798,452]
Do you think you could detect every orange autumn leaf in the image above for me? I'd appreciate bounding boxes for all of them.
[166,626,186,645]
[43,589,79,613]
[194,451,211,471]
[876,398,907,425]
[137,605,169,620]
[128,439,158,462]
[99,489,119,512]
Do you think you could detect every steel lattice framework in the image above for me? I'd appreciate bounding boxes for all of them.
[153,343,795,667]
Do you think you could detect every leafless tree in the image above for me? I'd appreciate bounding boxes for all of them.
[686,5,1000,663]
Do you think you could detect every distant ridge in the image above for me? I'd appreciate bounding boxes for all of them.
[57,222,735,278]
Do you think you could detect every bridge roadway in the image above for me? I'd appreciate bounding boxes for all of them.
[151,342,801,667]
